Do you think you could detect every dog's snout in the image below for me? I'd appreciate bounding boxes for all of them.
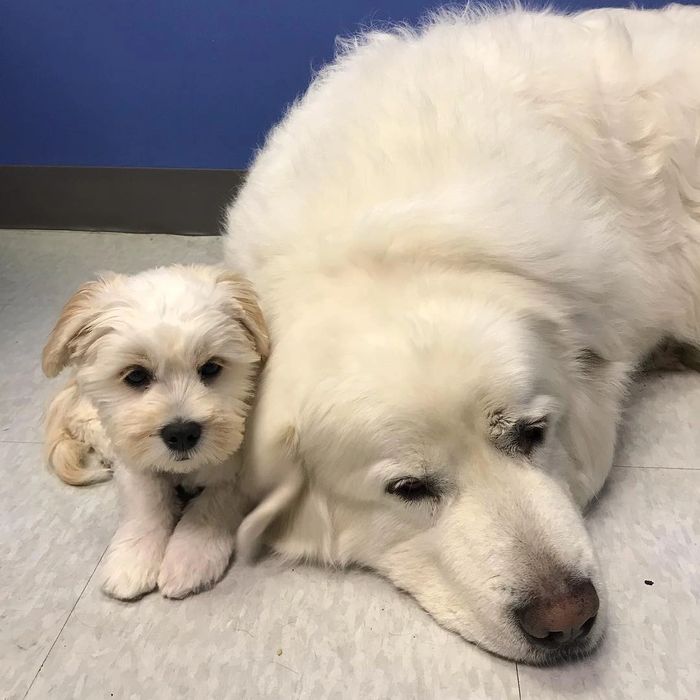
[160,420,202,453]
[516,578,599,648]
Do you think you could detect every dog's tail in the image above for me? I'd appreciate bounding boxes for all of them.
[44,381,113,486]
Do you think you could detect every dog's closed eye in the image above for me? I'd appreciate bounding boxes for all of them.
[490,414,548,458]
[489,395,558,459]
[511,420,547,456]
[386,476,440,502]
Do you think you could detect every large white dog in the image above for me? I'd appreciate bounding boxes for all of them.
[224,5,700,664]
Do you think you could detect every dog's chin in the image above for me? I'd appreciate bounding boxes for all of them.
[474,620,604,666]
[109,443,204,475]
[154,445,227,474]
[114,432,243,474]
[164,453,204,473]
[518,631,603,666]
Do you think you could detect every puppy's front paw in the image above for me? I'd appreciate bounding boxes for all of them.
[101,533,168,601]
[157,531,235,599]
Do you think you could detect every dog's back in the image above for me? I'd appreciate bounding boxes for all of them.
[226,5,700,356]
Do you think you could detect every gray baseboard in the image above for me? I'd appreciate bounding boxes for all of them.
[0,166,245,235]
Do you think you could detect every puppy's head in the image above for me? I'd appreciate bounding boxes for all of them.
[43,265,267,473]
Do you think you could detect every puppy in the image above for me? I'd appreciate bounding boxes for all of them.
[42,265,268,600]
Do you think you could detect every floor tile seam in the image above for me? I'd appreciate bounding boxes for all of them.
[22,544,109,699]
[612,463,700,472]
[0,439,42,445]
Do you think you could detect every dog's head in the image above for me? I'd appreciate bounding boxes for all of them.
[43,265,268,473]
[238,272,610,664]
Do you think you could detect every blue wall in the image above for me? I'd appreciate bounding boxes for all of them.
[0,1,685,169]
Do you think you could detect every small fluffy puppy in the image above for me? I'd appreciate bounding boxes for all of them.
[42,265,268,600]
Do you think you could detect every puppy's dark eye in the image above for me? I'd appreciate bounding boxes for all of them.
[198,360,222,381]
[386,476,437,502]
[123,366,152,389]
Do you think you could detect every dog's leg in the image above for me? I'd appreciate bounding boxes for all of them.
[157,481,244,599]
[101,467,177,601]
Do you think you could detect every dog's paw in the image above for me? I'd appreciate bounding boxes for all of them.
[157,531,235,599]
[101,534,167,601]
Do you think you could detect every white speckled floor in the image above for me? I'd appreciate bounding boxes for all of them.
[1,229,698,700]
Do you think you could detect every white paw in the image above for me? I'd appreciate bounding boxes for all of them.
[157,531,235,599]
[101,532,168,601]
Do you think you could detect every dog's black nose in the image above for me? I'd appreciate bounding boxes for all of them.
[160,421,202,452]
[515,578,599,648]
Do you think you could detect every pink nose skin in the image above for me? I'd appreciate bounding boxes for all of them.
[516,579,599,647]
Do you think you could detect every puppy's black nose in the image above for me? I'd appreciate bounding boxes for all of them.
[516,578,599,648]
[160,421,202,452]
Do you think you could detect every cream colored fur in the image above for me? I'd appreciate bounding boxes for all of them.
[43,265,267,600]
[224,5,700,663]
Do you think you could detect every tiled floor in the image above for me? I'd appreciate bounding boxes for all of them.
[1,229,698,700]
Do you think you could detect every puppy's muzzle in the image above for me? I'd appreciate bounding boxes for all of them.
[160,420,202,455]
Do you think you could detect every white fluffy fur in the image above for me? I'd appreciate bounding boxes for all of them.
[224,5,700,663]
[43,265,268,600]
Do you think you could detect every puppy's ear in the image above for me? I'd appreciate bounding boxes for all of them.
[42,277,112,377]
[236,425,305,561]
[216,271,269,361]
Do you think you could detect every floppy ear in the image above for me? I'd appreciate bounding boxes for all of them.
[42,279,110,377]
[216,271,269,361]
[236,425,305,561]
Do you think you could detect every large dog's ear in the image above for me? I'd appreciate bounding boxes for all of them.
[42,276,115,377]
[216,271,269,361]
[236,426,305,561]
